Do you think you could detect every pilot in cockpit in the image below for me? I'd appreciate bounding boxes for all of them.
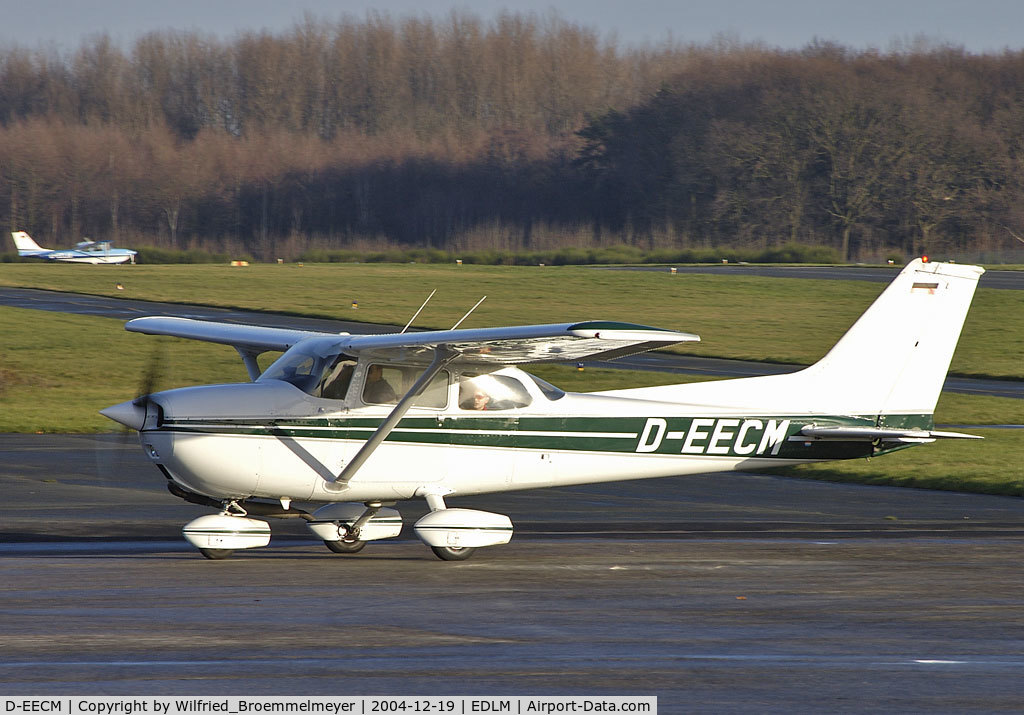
[319,357,356,400]
[363,364,398,404]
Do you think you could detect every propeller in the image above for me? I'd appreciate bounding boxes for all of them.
[100,341,165,431]
[94,341,166,488]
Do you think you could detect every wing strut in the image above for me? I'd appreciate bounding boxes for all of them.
[326,345,459,491]
[235,347,263,381]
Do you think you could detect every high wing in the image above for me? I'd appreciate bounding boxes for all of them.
[126,316,331,353]
[124,316,699,366]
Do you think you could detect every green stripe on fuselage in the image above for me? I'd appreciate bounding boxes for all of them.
[158,413,934,460]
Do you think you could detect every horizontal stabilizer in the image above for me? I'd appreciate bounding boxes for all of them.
[799,425,983,443]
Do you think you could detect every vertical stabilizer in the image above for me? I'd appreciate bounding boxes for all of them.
[11,231,46,254]
[600,260,984,418]
[798,259,983,416]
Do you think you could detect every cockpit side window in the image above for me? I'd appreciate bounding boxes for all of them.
[319,357,357,400]
[362,364,449,408]
[459,373,532,411]
[363,364,400,404]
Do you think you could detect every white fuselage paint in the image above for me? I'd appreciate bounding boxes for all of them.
[145,429,807,503]
[140,376,815,504]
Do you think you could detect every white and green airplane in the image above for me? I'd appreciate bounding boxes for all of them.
[102,258,984,560]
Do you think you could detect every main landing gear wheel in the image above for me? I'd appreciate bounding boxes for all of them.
[430,545,476,561]
[199,548,234,560]
[324,538,367,554]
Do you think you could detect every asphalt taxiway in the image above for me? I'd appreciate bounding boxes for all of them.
[3,270,1024,708]
[3,435,1024,710]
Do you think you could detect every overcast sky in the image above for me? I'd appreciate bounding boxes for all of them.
[2,0,1023,53]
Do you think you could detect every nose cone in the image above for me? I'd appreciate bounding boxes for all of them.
[100,399,147,431]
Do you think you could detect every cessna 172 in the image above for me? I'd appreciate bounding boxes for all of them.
[11,231,137,264]
[102,259,983,560]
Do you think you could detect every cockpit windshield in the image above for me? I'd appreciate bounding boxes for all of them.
[258,342,356,399]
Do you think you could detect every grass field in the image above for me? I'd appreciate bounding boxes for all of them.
[1,262,1022,378]
[776,429,1024,497]
[1,262,1021,495]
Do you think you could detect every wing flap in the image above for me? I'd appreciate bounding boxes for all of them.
[338,320,699,365]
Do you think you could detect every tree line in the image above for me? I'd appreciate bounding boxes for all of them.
[577,44,1024,261]
[1,16,1023,262]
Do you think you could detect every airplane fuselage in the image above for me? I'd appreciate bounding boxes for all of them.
[136,376,895,504]
[27,249,136,264]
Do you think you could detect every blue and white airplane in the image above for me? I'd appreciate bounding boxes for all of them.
[11,231,137,264]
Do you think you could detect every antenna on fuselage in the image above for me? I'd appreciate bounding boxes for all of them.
[451,296,486,330]
[401,289,437,334]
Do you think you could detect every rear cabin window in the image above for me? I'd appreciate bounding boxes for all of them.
[459,373,532,411]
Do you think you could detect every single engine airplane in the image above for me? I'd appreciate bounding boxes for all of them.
[102,259,984,560]
[11,231,137,264]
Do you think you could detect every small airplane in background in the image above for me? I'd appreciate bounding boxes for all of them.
[102,259,984,561]
[10,231,137,264]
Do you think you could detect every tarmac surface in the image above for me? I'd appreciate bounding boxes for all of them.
[3,270,1024,708]
[3,435,1024,710]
